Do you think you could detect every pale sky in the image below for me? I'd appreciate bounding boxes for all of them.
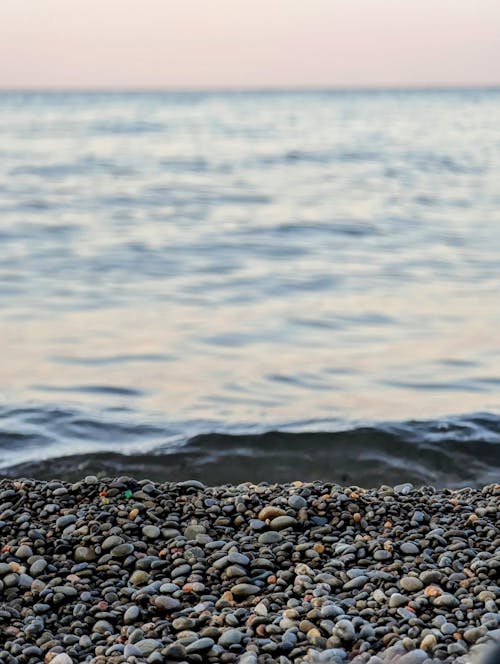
[1,0,499,89]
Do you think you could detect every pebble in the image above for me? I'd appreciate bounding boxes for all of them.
[231,583,261,597]
[50,655,73,664]
[218,628,244,647]
[400,576,424,592]
[124,605,140,624]
[185,637,215,653]
[0,477,496,664]
[142,525,161,539]
[270,515,297,530]
[135,639,162,656]
[74,546,95,562]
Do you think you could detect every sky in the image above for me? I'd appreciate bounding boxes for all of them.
[1,0,500,89]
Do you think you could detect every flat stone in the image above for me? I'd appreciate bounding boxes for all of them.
[15,545,33,558]
[258,531,282,544]
[56,515,77,529]
[394,483,414,495]
[288,495,307,509]
[343,576,368,590]
[93,619,114,634]
[142,525,161,539]
[153,596,181,611]
[231,583,261,598]
[185,637,215,653]
[74,546,96,563]
[130,570,150,586]
[111,543,134,557]
[50,655,73,664]
[218,628,244,647]
[400,542,420,555]
[164,642,187,658]
[184,524,206,539]
[124,643,143,658]
[135,639,162,656]
[228,551,250,566]
[400,576,424,592]
[398,649,428,664]
[374,550,392,561]
[30,559,48,576]
[102,535,124,550]
[433,593,459,608]
[270,515,297,530]
[124,605,140,624]
[258,506,287,520]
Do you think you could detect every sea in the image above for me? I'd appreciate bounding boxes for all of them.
[1,89,500,487]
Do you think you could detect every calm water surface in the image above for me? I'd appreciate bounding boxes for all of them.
[1,90,500,484]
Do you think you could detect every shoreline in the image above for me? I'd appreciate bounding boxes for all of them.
[0,478,498,663]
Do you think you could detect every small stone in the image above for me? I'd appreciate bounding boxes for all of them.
[111,542,134,557]
[389,593,408,608]
[74,546,96,563]
[419,570,442,585]
[343,576,368,590]
[142,525,160,539]
[231,583,261,598]
[93,619,114,634]
[130,570,150,585]
[433,593,459,608]
[172,617,196,630]
[288,494,307,509]
[394,483,414,495]
[135,639,162,656]
[464,627,485,643]
[30,559,48,576]
[400,576,424,592]
[153,596,181,611]
[420,634,437,651]
[50,655,73,664]
[178,480,206,489]
[184,524,206,539]
[164,642,187,659]
[374,550,392,561]
[333,619,355,642]
[124,605,140,624]
[185,637,215,653]
[270,515,297,530]
[228,551,250,566]
[56,515,76,529]
[218,628,244,647]
[102,535,124,550]
[258,506,287,520]
[398,650,428,664]
[258,531,282,544]
[124,643,143,658]
[401,542,420,555]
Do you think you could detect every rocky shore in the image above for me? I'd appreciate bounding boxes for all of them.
[0,478,498,664]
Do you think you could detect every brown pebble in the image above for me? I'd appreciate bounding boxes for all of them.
[258,505,287,520]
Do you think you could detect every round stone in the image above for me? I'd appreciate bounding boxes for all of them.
[400,576,424,592]
[142,525,160,539]
[231,583,261,598]
[74,546,96,562]
[270,516,297,530]
[185,637,215,654]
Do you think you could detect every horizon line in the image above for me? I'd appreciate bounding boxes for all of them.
[1,83,500,94]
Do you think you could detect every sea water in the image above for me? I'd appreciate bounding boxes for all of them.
[1,89,500,485]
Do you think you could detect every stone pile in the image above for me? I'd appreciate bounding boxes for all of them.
[0,478,498,663]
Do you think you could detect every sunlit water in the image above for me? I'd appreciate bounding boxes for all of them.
[1,90,500,484]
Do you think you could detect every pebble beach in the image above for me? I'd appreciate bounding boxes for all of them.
[0,478,498,664]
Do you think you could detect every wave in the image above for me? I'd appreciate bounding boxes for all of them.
[0,406,498,487]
